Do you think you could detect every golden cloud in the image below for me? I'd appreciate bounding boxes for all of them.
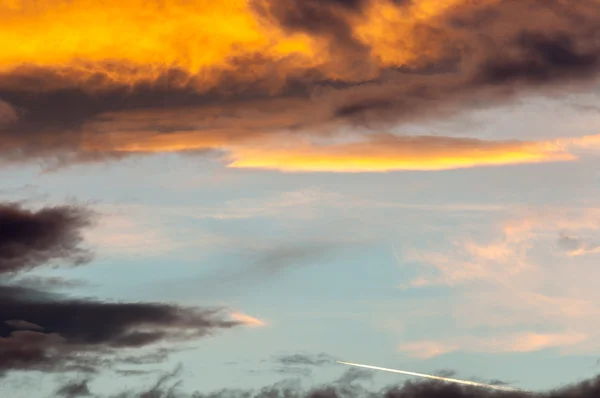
[1,0,600,169]
[0,0,475,87]
[79,127,600,172]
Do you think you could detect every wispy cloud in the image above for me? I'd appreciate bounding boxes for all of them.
[399,332,587,358]
[82,211,183,257]
[395,207,600,356]
[229,312,266,328]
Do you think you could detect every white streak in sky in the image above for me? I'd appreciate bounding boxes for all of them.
[337,361,524,392]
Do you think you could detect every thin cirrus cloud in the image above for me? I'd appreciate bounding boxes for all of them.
[395,207,600,358]
[398,332,588,359]
[1,0,600,170]
[81,128,600,172]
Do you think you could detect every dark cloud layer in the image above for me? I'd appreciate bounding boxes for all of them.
[0,202,244,376]
[0,203,94,274]
[269,353,338,377]
[0,284,242,369]
[46,367,600,398]
[56,379,92,398]
[0,282,242,376]
[1,0,600,165]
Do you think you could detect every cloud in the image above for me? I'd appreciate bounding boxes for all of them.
[2,1,600,169]
[229,312,267,328]
[435,369,457,378]
[82,211,182,257]
[557,233,600,257]
[335,367,374,385]
[185,239,352,295]
[398,332,587,359]
[268,353,337,377]
[0,201,259,377]
[224,133,585,172]
[55,379,92,397]
[0,99,17,128]
[40,365,600,398]
[9,275,88,291]
[4,319,43,331]
[0,203,94,275]
[273,353,337,367]
[0,284,243,375]
[398,341,458,359]
[398,207,600,356]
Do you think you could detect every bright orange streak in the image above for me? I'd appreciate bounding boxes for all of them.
[230,312,266,327]
[0,0,482,87]
[79,130,600,173]
[227,139,575,172]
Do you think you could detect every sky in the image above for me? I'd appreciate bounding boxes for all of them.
[2,1,600,397]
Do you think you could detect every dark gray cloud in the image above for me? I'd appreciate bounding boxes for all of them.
[557,233,600,254]
[334,367,373,385]
[0,284,242,375]
[269,353,338,377]
[0,202,246,377]
[10,275,89,291]
[0,203,94,275]
[55,379,93,398]
[274,367,313,377]
[4,319,43,331]
[489,380,511,387]
[558,233,583,251]
[274,353,337,367]
[45,367,600,398]
[435,369,457,378]
[0,99,18,128]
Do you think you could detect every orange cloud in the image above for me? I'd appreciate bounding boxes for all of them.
[398,341,458,359]
[81,127,600,173]
[226,135,577,172]
[0,0,471,89]
[398,332,587,358]
[229,312,267,328]
[2,0,600,169]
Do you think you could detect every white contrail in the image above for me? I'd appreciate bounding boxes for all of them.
[336,361,523,392]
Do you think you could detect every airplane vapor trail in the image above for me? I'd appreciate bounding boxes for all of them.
[336,361,524,392]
